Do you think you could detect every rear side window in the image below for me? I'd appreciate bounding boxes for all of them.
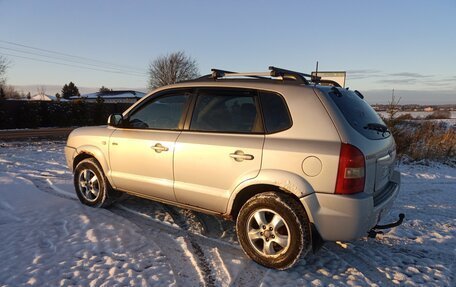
[260,91,292,133]
[190,89,262,133]
[325,87,390,140]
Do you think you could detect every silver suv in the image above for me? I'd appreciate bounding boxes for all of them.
[65,67,401,269]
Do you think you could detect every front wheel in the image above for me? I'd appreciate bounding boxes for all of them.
[73,158,119,208]
[236,192,312,270]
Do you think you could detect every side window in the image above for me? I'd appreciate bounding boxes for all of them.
[190,89,262,133]
[127,94,189,130]
[260,91,292,133]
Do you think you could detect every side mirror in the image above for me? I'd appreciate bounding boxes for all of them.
[108,113,124,127]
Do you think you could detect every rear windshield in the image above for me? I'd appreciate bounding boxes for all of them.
[324,87,390,140]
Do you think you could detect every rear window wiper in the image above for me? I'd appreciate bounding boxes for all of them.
[364,123,390,134]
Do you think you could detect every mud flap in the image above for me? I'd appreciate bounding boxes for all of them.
[311,223,324,253]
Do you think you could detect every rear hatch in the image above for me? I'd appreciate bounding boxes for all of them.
[321,87,396,195]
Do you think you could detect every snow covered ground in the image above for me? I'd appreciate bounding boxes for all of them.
[0,140,454,286]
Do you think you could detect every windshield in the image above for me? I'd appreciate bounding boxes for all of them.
[324,87,390,140]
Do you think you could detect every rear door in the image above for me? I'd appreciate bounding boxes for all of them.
[374,146,396,192]
[174,88,265,212]
[322,87,396,194]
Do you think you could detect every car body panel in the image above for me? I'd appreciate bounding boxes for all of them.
[313,87,398,196]
[226,169,316,214]
[66,126,115,175]
[301,170,400,241]
[108,128,180,201]
[174,132,264,212]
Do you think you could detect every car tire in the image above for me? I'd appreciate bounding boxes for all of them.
[236,192,311,270]
[73,158,120,208]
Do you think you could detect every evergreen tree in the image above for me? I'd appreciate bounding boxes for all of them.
[26,92,31,100]
[96,95,105,104]
[99,86,111,93]
[62,82,80,99]
[0,87,5,100]
[55,93,61,102]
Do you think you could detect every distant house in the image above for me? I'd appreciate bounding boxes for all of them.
[70,90,146,103]
[30,93,61,101]
[424,107,434,112]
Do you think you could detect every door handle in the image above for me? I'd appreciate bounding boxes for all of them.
[229,150,254,162]
[151,143,169,153]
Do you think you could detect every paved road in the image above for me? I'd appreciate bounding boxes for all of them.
[0,127,74,139]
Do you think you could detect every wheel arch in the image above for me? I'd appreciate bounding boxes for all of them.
[227,170,315,219]
[73,145,110,177]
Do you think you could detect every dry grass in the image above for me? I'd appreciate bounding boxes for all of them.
[381,96,455,164]
[424,110,451,120]
[390,120,456,164]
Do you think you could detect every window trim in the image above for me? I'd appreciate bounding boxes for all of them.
[183,87,266,135]
[120,88,194,131]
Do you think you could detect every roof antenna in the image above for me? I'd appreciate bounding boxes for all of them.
[313,60,319,84]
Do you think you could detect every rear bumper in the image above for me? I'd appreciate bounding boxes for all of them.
[301,170,401,241]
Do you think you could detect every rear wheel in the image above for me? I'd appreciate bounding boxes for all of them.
[74,158,119,207]
[236,192,311,270]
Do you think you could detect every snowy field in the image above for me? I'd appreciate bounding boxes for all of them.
[0,140,454,287]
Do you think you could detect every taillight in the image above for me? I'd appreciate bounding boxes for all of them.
[335,143,365,195]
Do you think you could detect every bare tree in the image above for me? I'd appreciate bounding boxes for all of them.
[0,56,10,87]
[37,86,47,100]
[386,89,401,122]
[148,51,199,90]
[383,90,402,136]
[2,85,21,99]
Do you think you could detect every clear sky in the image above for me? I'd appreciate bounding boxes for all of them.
[0,0,455,104]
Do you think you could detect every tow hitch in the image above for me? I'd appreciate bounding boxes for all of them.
[368,213,405,238]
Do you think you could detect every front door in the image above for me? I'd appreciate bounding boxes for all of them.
[109,91,191,201]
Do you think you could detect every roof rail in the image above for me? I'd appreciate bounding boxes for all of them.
[211,69,270,79]
[189,66,342,87]
[268,66,342,87]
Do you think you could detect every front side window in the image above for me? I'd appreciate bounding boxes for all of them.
[190,89,262,133]
[127,94,189,130]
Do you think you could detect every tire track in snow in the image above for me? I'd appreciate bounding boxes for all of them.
[324,242,394,287]
[197,213,223,237]
[7,161,239,287]
[161,205,266,287]
[21,175,78,201]
[111,205,211,287]
[230,260,267,287]
[17,172,263,287]
[162,205,216,287]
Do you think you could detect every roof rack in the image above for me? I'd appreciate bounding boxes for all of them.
[269,66,311,85]
[211,69,270,79]
[193,66,341,87]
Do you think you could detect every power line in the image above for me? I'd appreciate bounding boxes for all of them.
[0,46,147,76]
[0,39,146,73]
[0,51,146,78]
